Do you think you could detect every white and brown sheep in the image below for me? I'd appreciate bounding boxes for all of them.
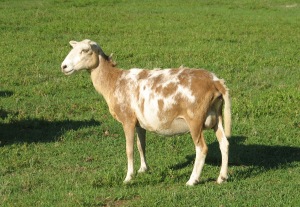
[61,39,231,186]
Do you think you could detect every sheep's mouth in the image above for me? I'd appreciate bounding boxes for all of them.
[63,69,75,75]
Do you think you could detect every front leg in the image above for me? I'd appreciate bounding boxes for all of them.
[123,123,136,183]
[136,126,148,173]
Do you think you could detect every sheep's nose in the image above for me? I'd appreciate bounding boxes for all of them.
[62,65,67,70]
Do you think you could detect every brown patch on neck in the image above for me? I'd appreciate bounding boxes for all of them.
[91,55,122,99]
[101,55,117,68]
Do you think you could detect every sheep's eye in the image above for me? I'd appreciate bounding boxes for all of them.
[81,49,89,54]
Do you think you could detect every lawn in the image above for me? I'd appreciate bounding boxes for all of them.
[0,0,299,206]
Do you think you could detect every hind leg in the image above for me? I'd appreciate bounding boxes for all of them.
[214,118,229,184]
[186,121,208,186]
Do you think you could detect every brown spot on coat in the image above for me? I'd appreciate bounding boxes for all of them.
[140,98,145,114]
[155,85,163,94]
[151,74,163,89]
[138,70,149,80]
[158,99,164,112]
[162,83,178,97]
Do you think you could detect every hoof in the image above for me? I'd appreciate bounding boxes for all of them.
[186,179,199,186]
[123,175,134,184]
[123,179,132,184]
[138,166,148,173]
[217,175,228,184]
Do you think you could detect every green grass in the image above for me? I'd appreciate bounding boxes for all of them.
[1,0,299,206]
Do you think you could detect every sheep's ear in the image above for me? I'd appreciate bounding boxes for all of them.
[69,40,78,48]
[83,39,92,44]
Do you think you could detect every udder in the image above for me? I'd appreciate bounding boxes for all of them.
[204,111,217,129]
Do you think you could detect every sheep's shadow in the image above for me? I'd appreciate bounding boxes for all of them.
[170,136,300,180]
[0,90,14,119]
[0,110,101,146]
[0,90,13,98]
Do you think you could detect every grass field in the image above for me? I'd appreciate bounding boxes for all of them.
[1,0,299,206]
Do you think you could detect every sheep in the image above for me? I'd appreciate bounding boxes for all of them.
[61,39,231,186]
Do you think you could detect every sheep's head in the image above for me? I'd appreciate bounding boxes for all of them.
[61,39,100,75]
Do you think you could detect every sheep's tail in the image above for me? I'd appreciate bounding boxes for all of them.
[223,87,231,138]
[214,77,232,138]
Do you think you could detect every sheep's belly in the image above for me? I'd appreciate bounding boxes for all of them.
[137,112,217,136]
[138,117,190,136]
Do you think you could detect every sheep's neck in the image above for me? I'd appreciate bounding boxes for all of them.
[90,56,122,103]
